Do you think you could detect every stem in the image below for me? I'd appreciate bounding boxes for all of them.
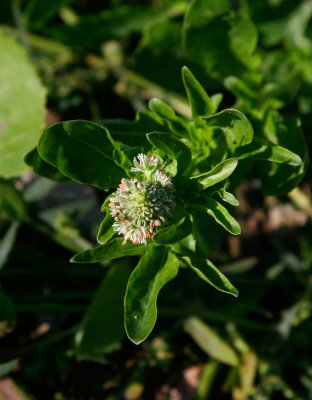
[12,0,29,50]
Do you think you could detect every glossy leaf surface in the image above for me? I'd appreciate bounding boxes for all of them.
[125,246,179,344]
[38,120,124,190]
[184,257,239,297]
[71,239,147,263]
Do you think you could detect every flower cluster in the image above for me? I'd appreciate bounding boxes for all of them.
[109,154,175,244]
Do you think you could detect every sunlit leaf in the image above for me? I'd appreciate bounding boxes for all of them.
[125,247,179,344]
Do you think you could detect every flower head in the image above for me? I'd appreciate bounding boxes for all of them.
[109,154,175,244]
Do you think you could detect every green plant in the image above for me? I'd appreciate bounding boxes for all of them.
[25,66,306,345]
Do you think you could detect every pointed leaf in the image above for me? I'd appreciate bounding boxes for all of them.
[192,158,238,189]
[184,257,239,297]
[194,198,241,235]
[71,239,147,263]
[96,212,115,245]
[219,190,239,206]
[149,98,177,120]
[125,247,179,344]
[184,317,239,366]
[37,120,124,190]
[182,66,214,118]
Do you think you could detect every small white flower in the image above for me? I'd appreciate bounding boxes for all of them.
[109,154,175,244]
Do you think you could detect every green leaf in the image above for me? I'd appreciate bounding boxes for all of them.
[192,158,238,189]
[218,190,239,207]
[193,198,241,235]
[0,29,46,178]
[147,132,192,175]
[260,115,308,195]
[97,211,115,245]
[235,139,303,166]
[181,66,214,117]
[184,317,239,366]
[37,120,124,190]
[149,98,188,137]
[258,143,302,166]
[75,263,131,359]
[183,257,239,297]
[103,111,165,148]
[203,109,253,152]
[25,148,69,182]
[149,98,178,121]
[153,213,192,245]
[71,239,147,263]
[107,130,142,173]
[183,0,257,79]
[125,247,179,344]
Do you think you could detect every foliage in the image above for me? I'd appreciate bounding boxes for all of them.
[0,0,312,399]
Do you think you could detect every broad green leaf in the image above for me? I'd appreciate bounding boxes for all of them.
[0,180,27,221]
[183,0,257,79]
[75,263,131,359]
[0,222,19,270]
[235,139,303,166]
[125,247,179,344]
[71,239,147,263]
[37,120,124,190]
[184,317,239,366]
[147,132,192,175]
[184,257,239,297]
[260,115,308,195]
[153,214,192,245]
[202,109,253,152]
[181,66,214,117]
[192,158,238,189]
[193,198,241,235]
[24,148,68,182]
[97,211,115,245]
[107,130,142,173]
[0,29,46,178]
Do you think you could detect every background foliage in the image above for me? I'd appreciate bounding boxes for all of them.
[0,0,312,399]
